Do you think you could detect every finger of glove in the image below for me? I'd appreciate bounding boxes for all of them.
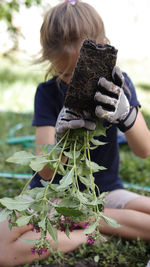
[69,119,96,131]
[57,119,96,137]
[94,91,118,107]
[83,110,93,120]
[68,119,86,129]
[61,108,81,121]
[98,77,121,98]
[117,90,130,121]
[82,111,97,130]
[58,119,85,134]
[95,105,116,122]
[56,119,85,141]
[112,66,124,87]
[84,120,96,131]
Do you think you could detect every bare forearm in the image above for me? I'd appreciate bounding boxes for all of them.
[38,155,67,180]
[0,220,86,267]
[38,165,54,180]
[125,110,150,158]
[35,126,56,180]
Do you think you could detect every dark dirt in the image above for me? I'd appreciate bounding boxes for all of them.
[65,39,118,117]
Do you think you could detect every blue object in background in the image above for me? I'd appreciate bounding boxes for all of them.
[117,129,127,144]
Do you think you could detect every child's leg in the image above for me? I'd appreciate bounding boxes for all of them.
[100,195,150,240]
[124,195,150,213]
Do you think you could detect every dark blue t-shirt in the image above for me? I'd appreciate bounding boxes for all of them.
[31,73,140,193]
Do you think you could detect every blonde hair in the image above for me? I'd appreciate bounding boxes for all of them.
[39,0,108,79]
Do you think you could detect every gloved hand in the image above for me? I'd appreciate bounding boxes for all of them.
[55,107,96,142]
[94,66,138,132]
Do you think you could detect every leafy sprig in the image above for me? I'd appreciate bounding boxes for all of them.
[0,122,120,255]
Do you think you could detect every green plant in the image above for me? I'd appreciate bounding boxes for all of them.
[0,122,120,255]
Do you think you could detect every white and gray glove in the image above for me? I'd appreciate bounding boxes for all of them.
[94,66,138,132]
[55,107,96,142]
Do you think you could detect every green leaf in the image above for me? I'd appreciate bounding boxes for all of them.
[11,210,18,224]
[89,145,100,150]
[59,197,80,208]
[71,128,86,138]
[16,215,32,226]
[57,162,66,175]
[86,198,103,206]
[76,191,89,204]
[30,156,50,172]
[50,148,60,161]
[63,151,73,158]
[94,122,107,137]
[19,238,39,245]
[83,221,98,234]
[94,255,100,263]
[38,217,46,231]
[100,214,121,228]
[63,150,80,159]
[65,225,70,239]
[24,187,45,199]
[48,160,58,171]
[86,159,106,172]
[35,191,45,200]
[29,202,43,212]
[0,209,12,222]
[47,221,58,243]
[0,197,34,211]
[55,207,83,217]
[77,163,91,177]
[91,138,107,146]
[79,176,92,187]
[40,180,50,187]
[7,151,35,165]
[57,167,74,190]
[42,144,56,154]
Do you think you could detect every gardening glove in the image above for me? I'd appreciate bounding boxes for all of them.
[94,66,138,132]
[55,107,96,142]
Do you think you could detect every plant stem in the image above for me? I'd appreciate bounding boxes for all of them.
[20,171,37,196]
[86,131,96,201]
[73,137,80,195]
[44,129,70,198]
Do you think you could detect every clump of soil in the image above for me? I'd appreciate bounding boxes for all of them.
[65,39,118,117]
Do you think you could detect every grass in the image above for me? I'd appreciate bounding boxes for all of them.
[0,54,150,266]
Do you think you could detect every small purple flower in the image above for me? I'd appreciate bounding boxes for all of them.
[44,248,48,253]
[35,226,41,233]
[82,222,90,229]
[65,218,71,224]
[59,223,66,232]
[31,246,49,256]
[58,217,80,232]
[31,247,36,255]
[38,249,43,255]
[87,237,95,244]
[31,224,41,233]
[70,222,79,231]
[86,234,95,245]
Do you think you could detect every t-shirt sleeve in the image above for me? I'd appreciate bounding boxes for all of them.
[32,82,62,127]
[123,72,141,107]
